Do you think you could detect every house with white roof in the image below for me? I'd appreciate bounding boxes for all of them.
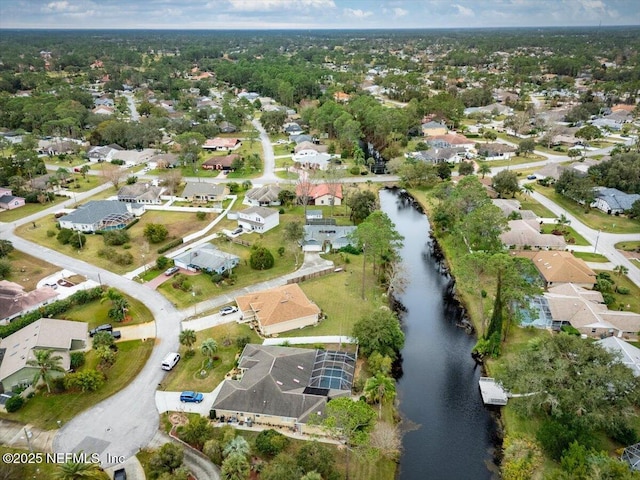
[237,206,279,233]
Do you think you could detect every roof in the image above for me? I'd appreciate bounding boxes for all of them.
[0,318,87,382]
[304,224,356,246]
[117,184,164,201]
[59,200,136,226]
[597,337,640,376]
[236,284,320,329]
[294,141,327,154]
[203,138,241,149]
[181,182,227,198]
[0,280,59,320]
[516,251,596,285]
[212,344,354,421]
[428,133,474,146]
[296,183,343,200]
[594,187,640,211]
[246,185,281,204]
[0,195,24,204]
[422,121,447,129]
[174,244,238,272]
[202,154,239,167]
[500,219,566,249]
[239,206,279,219]
[477,142,517,155]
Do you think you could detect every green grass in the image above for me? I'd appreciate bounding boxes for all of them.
[540,224,589,246]
[615,241,640,252]
[276,170,299,180]
[594,272,640,314]
[63,293,154,327]
[484,154,546,168]
[162,323,260,392]
[534,185,640,234]
[0,340,153,430]
[0,446,61,479]
[0,196,68,222]
[517,195,556,218]
[3,249,60,291]
[572,251,609,262]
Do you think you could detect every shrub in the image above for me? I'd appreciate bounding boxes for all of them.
[250,247,274,270]
[616,286,630,295]
[57,228,74,245]
[350,166,360,175]
[196,211,207,221]
[277,246,285,257]
[606,418,638,445]
[255,429,289,456]
[339,244,360,255]
[602,292,615,306]
[68,232,87,249]
[46,230,56,238]
[110,159,125,165]
[235,335,251,350]
[5,395,24,413]
[70,351,85,370]
[64,369,105,392]
[144,224,168,243]
[158,238,183,254]
[103,230,130,246]
[560,325,581,336]
[156,256,172,270]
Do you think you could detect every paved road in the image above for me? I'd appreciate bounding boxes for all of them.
[123,91,140,122]
[252,118,278,184]
[149,431,220,480]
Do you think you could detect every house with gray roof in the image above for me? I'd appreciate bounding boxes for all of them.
[477,143,517,160]
[597,336,640,377]
[0,281,59,324]
[210,344,355,433]
[117,184,165,204]
[180,183,228,204]
[237,206,279,233]
[0,318,87,392]
[245,185,281,207]
[173,243,239,275]
[302,225,356,252]
[591,187,640,215]
[58,200,144,232]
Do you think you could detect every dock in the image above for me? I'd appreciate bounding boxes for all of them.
[479,377,508,406]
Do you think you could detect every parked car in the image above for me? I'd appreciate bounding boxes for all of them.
[526,175,537,180]
[89,324,113,337]
[111,331,122,340]
[164,266,179,276]
[113,468,127,480]
[180,391,204,403]
[231,227,243,235]
[220,306,238,316]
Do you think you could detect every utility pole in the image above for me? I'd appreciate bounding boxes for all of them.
[361,243,366,300]
[593,229,601,253]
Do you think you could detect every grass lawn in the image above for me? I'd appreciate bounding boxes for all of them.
[162,323,259,392]
[572,251,609,262]
[2,250,60,291]
[0,339,153,430]
[615,241,640,252]
[63,293,154,327]
[594,271,640,314]
[534,185,640,234]
[484,154,546,168]
[273,144,293,156]
[16,209,218,275]
[275,170,299,180]
[517,195,556,218]
[540,224,589,246]
[0,446,60,478]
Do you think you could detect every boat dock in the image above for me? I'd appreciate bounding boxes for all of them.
[479,377,508,406]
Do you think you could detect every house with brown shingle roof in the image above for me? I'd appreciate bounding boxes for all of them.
[501,220,566,250]
[202,154,239,171]
[202,138,242,151]
[515,251,596,288]
[235,284,321,336]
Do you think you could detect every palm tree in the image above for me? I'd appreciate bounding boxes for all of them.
[54,455,104,480]
[179,329,197,352]
[221,452,250,480]
[200,338,218,368]
[27,349,65,393]
[364,374,396,418]
[223,436,250,458]
[478,162,491,179]
[522,184,534,196]
[614,264,629,278]
[554,213,571,234]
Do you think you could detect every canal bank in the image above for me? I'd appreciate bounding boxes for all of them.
[379,188,500,480]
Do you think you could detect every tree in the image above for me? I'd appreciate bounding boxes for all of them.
[92,331,115,350]
[223,436,250,458]
[347,190,378,224]
[516,138,536,157]
[352,310,405,359]
[492,170,520,198]
[614,264,629,278]
[178,415,215,450]
[54,455,104,480]
[283,221,304,266]
[436,161,451,180]
[301,473,323,480]
[27,349,65,393]
[458,161,475,176]
[364,374,396,418]
[203,438,223,465]
[160,169,183,195]
[521,183,534,196]
[369,421,402,461]
[497,334,640,434]
[629,199,640,219]
[255,429,290,457]
[176,131,205,172]
[321,398,376,479]
[0,239,14,258]
[260,110,287,133]
[296,441,338,480]
[96,345,116,369]
[295,178,315,216]
[260,453,302,480]
[478,162,491,179]
[200,338,218,368]
[179,329,196,352]
[323,165,343,217]
[101,163,125,189]
[554,213,571,234]
[575,125,601,142]
[458,203,507,253]
[144,224,168,243]
[0,260,11,280]
[221,452,250,480]
[278,188,296,207]
[64,369,105,392]
[149,443,184,478]
[249,246,274,270]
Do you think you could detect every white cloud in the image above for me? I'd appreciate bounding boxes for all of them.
[344,8,373,18]
[452,4,474,17]
[393,7,408,17]
[44,1,78,12]
[226,0,335,11]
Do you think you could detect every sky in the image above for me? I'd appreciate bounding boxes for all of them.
[0,0,639,30]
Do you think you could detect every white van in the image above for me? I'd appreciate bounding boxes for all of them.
[161,352,180,371]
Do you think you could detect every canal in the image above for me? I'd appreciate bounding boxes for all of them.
[379,189,498,480]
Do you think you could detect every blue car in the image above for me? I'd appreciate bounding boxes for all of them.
[180,391,204,403]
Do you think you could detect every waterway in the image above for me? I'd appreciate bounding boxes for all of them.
[379,189,499,480]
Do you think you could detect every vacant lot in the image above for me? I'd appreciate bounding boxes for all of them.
[1,250,59,291]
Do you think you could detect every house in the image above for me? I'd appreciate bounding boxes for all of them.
[290,134,314,145]
[110,148,156,167]
[173,244,239,275]
[296,183,343,206]
[544,283,640,339]
[117,184,165,204]
[203,138,242,151]
[92,105,115,116]
[93,96,114,107]
[591,187,640,215]
[477,143,517,160]
[302,225,357,252]
[245,185,282,207]
[515,251,596,288]
[284,123,304,135]
[597,336,640,376]
[0,281,59,324]
[333,91,351,102]
[411,147,466,164]
[236,284,321,336]
[180,183,228,204]
[421,121,448,137]
[294,141,326,155]
[500,219,567,250]
[87,145,123,162]
[29,173,73,192]
[237,206,279,233]
[305,210,323,221]
[148,153,180,169]
[210,344,355,433]
[0,188,25,211]
[293,152,333,170]
[427,133,476,150]
[218,122,237,134]
[492,199,537,220]
[58,200,144,232]
[0,318,87,392]
[202,154,239,171]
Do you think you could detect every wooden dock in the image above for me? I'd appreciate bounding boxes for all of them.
[479,377,508,406]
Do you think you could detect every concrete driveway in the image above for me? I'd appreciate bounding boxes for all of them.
[155,384,222,416]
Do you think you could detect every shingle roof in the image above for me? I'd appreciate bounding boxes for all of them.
[303,225,356,246]
[246,185,281,204]
[594,188,640,211]
[117,184,164,201]
[516,251,596,285]
[173,244,238,272]
[59,200,135,225]
[0,281,58,321]
[500,219,566,249]
[239,206,279,218]
[181,182,227,198]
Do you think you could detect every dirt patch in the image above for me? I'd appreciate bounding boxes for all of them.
[5,251,59,291]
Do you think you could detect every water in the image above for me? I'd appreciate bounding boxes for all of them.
[379,189,498,480]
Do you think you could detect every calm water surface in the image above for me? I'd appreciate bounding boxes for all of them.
[379,189,498,480]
